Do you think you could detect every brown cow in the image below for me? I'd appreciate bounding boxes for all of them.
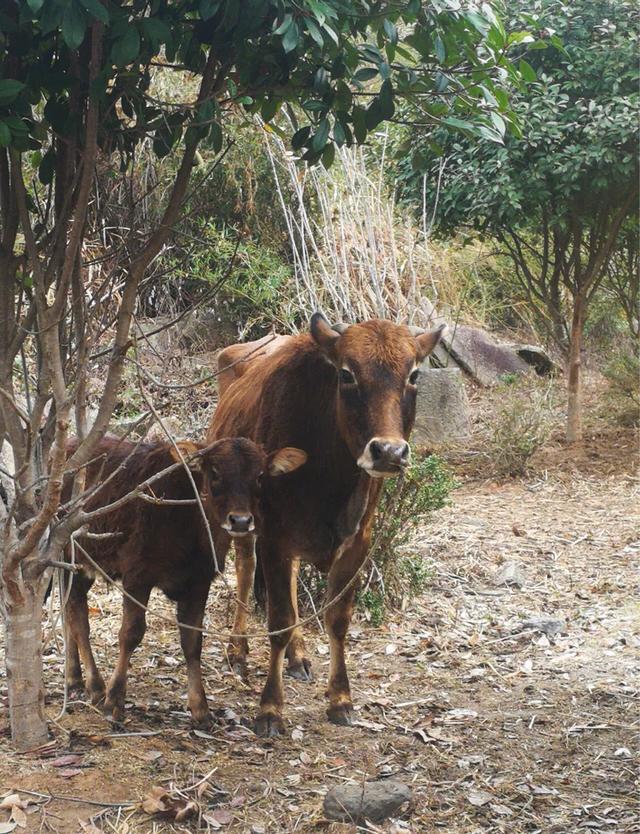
[208,314,444,735]
[62,435,305,726]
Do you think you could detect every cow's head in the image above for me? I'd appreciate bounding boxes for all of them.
[171,438,306,536]
[310,313,445,477]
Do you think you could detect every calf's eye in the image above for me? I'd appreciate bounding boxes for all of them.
[409,369,420,385]
[339,368,356,385]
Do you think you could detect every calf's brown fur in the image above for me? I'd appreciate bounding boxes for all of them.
[62,435,305,725]
[209,314,444,735]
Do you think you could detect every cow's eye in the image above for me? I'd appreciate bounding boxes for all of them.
[339,368,356,385]
[256,472,264,488]
[210,467,220,482]
[408,369,420,386]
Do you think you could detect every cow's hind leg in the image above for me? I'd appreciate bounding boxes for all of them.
[104,584,151,722]
[285,560,313,681]
[255,550,296,738]
[64,570,105,704]
[227,534,255,679]
[176,585,211,727]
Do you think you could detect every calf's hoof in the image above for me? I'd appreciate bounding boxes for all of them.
[88,687,106,707]
[286,658,313,682]
[327,704,354,726]
[103,697,124,723]
[191,711,213,731]
[254,712,285,738]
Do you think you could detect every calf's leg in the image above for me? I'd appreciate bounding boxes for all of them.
[285,559,313,682]
[255,549,296,738]
[64,571,105,703]
[227,534,255,678]
[104,585,151,721]
[177,586,211,727]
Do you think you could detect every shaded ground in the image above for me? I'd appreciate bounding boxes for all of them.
[1,441,639,833]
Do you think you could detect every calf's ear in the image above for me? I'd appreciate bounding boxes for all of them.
[267,447,307,476]
[310,312,342,360]
[170,440,203,471]
[415,323,447,362]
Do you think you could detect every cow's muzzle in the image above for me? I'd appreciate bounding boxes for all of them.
[357,437,410,477]
[223,512,255,536]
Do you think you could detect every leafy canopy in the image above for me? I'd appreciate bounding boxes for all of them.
[398,0,639,232]
[0,0,526,176]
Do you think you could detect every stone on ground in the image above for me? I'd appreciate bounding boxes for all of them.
[323,780,412,823]
[414,367,471,448]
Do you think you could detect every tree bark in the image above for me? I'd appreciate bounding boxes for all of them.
[4,577,48,750]
[566,294,585,444]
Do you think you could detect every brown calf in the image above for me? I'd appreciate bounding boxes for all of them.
[62,435,305,726]
[208,314,444,735]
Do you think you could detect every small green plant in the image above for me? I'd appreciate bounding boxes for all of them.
[357,589,385,627]
[602,351,640,426]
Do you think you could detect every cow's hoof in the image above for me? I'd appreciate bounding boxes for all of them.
[191,711,213,731]
[104,698,124,723]
[87,684,106,706]
[286,658,313,682]
[66,682,85,700]
[254,713,285,738]
[327,704,354,726]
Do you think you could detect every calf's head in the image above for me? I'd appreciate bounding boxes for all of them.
[310,313,445,477]
[171,438,306,536]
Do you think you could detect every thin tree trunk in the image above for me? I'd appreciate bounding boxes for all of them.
[566,294,585,443]
[4,577,48,750]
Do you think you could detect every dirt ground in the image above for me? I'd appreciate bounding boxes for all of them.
[1,431,638,834]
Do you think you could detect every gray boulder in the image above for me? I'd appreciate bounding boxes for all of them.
[323,780,412,823]
[413,367,471,448]
[444,324,533,386]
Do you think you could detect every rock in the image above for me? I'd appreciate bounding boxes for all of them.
[517,618,565,638]
[512,345,558,377]
[413,368,471,448]
[493,561,526,588]
[323,780,412,823]
[442,325,536,386]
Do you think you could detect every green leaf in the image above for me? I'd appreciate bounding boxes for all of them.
[62,3,87,50]
[333,119,346,147]
[26,0,45,12]
[321,141,335,169]
[261,98,279,123]
[142,18,171,48]
[434,34,446,63]
[210,121,223,153]
[282,21,299,53]
[519,59,537,83]
[353,67,378,83]
[383,19,398,45]
[111,26,140,67]
[38,149,55,185]
[378,79,394,120]
[79,0,109,24]
[0,80,25,107]
[352,106,367,143]
[0,122,10,147]
[291,125,311,150]
[312,117,330,152]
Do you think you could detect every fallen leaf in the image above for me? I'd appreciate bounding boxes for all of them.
[291,728,304,742]
[385,643,397,655]
[58,769,83,778]
[468,789,492,807]
[0,822,18,834]
[9,808,26,829]
[0,797,25,812]
[490,803,513,816]
[52,754,84,767]
[204,808,233,826]
[174,801,198,822]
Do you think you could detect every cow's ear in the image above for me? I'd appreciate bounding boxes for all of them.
[267,447,307,476]
[415,324,446,362]
[170,440,203,471]
[310,312,341,359]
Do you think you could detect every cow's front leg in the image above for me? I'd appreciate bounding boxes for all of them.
[228,534,255,679]
[177,586,211,728]
[255,551,296,737]
[324,560,360,726]
[285,560,313,682]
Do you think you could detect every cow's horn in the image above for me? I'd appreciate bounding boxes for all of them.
[333,323,350,334]
[408,325,426,336]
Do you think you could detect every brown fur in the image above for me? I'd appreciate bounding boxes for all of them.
[61,434,304,726]
[208,316,444,735]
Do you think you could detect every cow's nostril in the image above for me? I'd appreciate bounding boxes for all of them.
[369,440,383,461]
[400,442,410,460]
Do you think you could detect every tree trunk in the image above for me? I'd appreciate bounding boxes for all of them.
[4,575,48,750]
[566,295,585,444]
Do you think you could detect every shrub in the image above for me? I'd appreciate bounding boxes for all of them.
[485,380,556,477]
[602,352,640,426]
